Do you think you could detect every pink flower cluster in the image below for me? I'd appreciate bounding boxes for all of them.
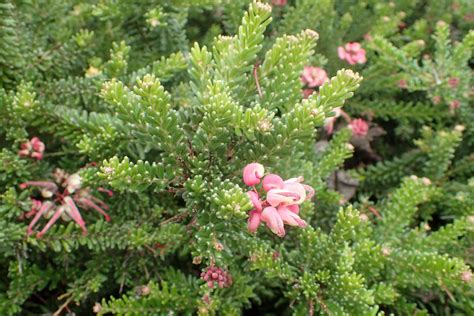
[18,137,45,160]
[243,163,314,237]
[301,66,329,99]
[301,66,329,88]
[201,266,233,289]
[338,42,366,65]
[20,168,112,237]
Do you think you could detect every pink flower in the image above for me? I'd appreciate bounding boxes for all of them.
[450,100,461,111]
[261,206,285,237]
[432,95,441,105]
[448,77,459,88]
[338,42,366,65]
[243,164,314,237]
[20,169,111,237]
[301,66,329,88]
[398,79,408,89]
[243,163,265,186]
[271,0,287,6]
[363,33,373,42]
[349,118,369,137]
[18,137,45,160]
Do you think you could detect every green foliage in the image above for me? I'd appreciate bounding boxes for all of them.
[0,0,472,315]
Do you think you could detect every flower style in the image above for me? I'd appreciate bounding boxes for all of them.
[18,137,45,160]
[349,118,369,137]
[243,164,314,237]
[301,66,329,88]
[19,168,112,237]
[338,42,367,65]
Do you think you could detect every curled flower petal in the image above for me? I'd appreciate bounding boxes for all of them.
[287,204,300,214]
[262,174,284,191]
[243,163,265,186]
[261,207,285,237]
[267,189,297,207]
[277,205,307,227]
[248,210,262,233]
[247,191,262,212]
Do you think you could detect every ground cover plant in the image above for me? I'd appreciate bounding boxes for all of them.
[0,0,473,315]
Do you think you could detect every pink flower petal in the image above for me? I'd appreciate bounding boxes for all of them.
[248,210,262,233]
[262,174,284,191]
[247,191,262,212]
[277,205,307,227]
[261,207,285,237]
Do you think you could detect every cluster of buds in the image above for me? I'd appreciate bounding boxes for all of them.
[201,266,233,289]
[19,168,112,237]
[338,42,367,65]
[301,66,329,99]
[18,137,45,160]
[243,163,314,237]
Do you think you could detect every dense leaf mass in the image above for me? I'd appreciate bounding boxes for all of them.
[0,1,472,315]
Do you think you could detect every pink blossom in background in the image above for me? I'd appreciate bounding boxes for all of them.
[448,77,459,88]
[432,96,441,105]
[398,79,408,89]
[301,66,329,88]
[271,0,287,6]
[243,164,313,237]
[363,33,373,42]
[338,42,367,65]
[18,137,45,160]
[349,118,369,137]
[450,100,461,111]
[19,169,112,237]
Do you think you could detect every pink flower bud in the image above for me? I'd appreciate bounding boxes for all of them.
[271,0,287,6]
[247,191,262,211]
[449,100,461,111]
[243,163,265,186]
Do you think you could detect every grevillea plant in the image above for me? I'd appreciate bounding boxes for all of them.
[0,1,472,315]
